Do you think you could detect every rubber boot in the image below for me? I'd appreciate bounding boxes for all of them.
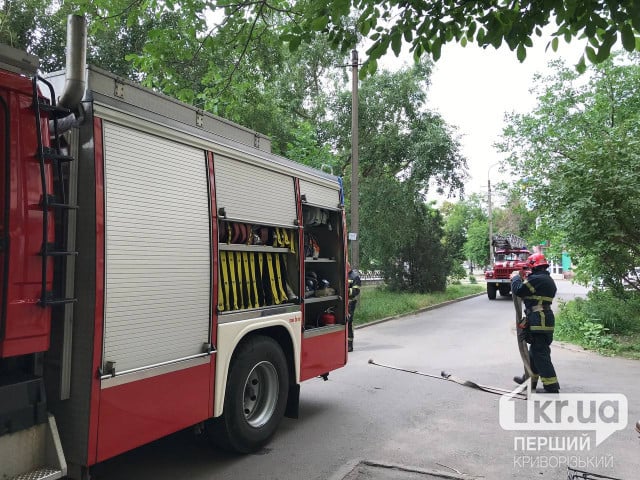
[514,374,537,390]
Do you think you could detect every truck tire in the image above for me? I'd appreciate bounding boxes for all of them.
[207,335,289,453]
[487,283,497,300]
[499,285,511,297]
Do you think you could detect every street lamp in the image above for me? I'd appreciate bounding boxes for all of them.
[487,162,500,266]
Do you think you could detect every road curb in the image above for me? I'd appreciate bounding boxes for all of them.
[354,292,485,330]
[553,341,588,354]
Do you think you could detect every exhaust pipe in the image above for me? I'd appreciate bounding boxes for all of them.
[57,15,87,110]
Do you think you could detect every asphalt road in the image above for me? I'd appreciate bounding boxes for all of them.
[92,280,640,480]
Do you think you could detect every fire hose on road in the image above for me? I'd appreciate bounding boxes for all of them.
[368,359,527,400]
[514,283,535,381]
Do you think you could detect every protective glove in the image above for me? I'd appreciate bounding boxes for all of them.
[510,270,520,280]
[517,328,532,344]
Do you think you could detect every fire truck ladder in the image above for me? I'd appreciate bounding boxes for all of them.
[32,77,78,307]
[492,233,527,250]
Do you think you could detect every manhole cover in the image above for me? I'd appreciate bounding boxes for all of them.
[338,460,474,480]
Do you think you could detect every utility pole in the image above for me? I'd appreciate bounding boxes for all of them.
[487,162,500,266]
[350,49,359,270]
[488,176,493,265]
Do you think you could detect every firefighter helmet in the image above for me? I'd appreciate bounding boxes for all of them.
[527,253,549,269]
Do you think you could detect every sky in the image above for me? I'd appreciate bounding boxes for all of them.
[380,33,586,201]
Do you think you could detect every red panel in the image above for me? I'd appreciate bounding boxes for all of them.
[96,361,213,462]
[0,71,54,357]
[300,330,346,381]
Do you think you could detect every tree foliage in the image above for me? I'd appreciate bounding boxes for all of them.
[499,53,640,291]
[333,61,467,291]
[441,195,486,273]
[360,177,450,292]
[324,59,468,195]
[465,218,490,269]
[7,1,637,85]
[293,0,640,76]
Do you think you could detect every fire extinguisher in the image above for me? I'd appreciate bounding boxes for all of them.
[320,307,336,326]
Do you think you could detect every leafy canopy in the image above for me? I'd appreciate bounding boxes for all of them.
[7,1,638,81]
[499,52,640,291]
[291,0,640,75]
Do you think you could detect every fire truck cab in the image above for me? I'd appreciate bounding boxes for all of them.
[0,16,348,479]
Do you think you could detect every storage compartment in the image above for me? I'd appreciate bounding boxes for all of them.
[217,221,300,313]
[301,206,346,331]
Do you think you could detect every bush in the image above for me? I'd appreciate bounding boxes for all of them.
[555,289,640,353]
[468,275,477,284]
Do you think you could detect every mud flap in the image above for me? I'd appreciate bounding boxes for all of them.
[285,383,300,419]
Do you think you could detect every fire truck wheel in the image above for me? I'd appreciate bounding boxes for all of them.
[487,283,497,300]
[207,335,289,453]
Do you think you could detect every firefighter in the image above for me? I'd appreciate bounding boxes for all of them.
[510,253,560,393]
[347,262,361,352]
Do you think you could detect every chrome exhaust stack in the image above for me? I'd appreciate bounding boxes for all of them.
[57,15,87,111]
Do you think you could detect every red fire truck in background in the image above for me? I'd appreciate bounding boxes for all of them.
[0,16,349,479]
[484,233,530,300]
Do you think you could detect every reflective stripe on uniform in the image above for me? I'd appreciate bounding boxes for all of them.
[530,325,555,331]
[524,295,554,303]
[529,311,554,332]
[530,304,552,312]
[541,376,558,385]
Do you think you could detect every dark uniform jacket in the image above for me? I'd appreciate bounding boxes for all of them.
[511,269,558,333]
[347,269,361,317]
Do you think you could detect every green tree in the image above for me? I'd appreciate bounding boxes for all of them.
[442,195,486,274]
[499,53,640,291]
[360,176,449,292]
[328,61,467,288]
[465,219,490,269]
[324,59,468,194]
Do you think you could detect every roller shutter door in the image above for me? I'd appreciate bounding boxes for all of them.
[102,122,211,374]
[215,155,296,226]
[299,179,340,210]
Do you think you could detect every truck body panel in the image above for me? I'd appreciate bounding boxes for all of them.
[1,34,348,478]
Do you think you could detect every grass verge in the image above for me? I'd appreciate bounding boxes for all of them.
[354,283,485,326]
[555,290,640,360]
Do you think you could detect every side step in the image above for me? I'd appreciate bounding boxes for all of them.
[0,415,67,480]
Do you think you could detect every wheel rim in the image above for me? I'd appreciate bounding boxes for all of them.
[243,361,279,428]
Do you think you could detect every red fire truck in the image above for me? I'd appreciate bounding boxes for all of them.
[0,16,349,479]
[484,233,530,299]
